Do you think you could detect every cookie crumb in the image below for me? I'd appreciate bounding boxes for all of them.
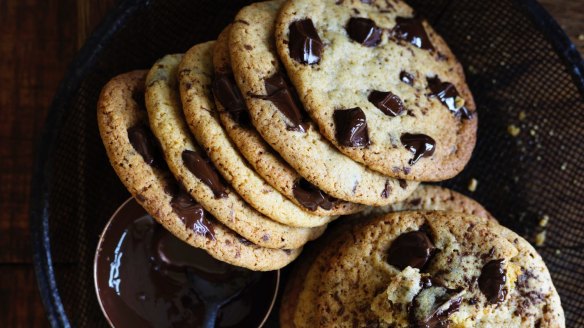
[579,34,584,41]
[507,124,521,137]
[535,231,546,246]
[539,215,549,227]
[555,249,561,255]
[561,163,567,171]
[518,111,526,121]
[468,178,478,192]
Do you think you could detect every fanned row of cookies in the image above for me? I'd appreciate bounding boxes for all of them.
[97,0,564,325]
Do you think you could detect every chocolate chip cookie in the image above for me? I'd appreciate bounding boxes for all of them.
[145,49,324,249]
[275,0,477,181]
[97,70,301,271]
[315,212,564,327]
[280,185,495,327]
[213,25,363,216]
[229,0,419,206]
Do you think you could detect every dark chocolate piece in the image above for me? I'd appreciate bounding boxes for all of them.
[170,189,215,240]
[346,17,382,47]
[127,125,164,168]
[368,90,405,116]
[387,230,435,270]
[426,76,472,119]
[259,72,308,132]
[94,199,276,328]
[410,286,463,328]
[400,71,415,85]
[392,17,434,51]
[400,133,436,165]
[289,19,323,65]
[212,72,250,126]
[479,259,507,304]
[333,107,370,147]
[293,179,335,211]
[381,180,392,198]
[182,150,228,198]
[399,179,408,189]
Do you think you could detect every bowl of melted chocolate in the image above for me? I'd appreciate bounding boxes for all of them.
[94,198,279,327]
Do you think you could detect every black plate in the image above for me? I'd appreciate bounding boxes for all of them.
[31,0,584,326]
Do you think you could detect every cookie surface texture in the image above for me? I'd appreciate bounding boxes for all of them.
[97,70,301,271]
[315,212,564,327]
[275,0,477,181]
[145,49,324,250]
[213,25,363,216]
[229,0,419,206]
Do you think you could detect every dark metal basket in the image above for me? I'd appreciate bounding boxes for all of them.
[31,0,584,326]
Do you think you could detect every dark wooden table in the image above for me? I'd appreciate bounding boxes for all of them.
[0,0,582,326]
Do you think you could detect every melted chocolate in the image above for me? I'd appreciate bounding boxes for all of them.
[260,72,308,132]
[392,17,434,51]
[368,90,405,116]
[410,286,463,328]
[400,133,436,165]
[95,198,277,328]
[182,150,228,198]
[346,17,382,47]
[212,72,250,126]
[333,107,370,147]
[479,259,507,304]
[289,19,323,65]
[426,76,472,119]
[170,189,215,240]
[128,125,164,168]
[293,179,335,211]
[387,230,435,270]
[400,71,415,85]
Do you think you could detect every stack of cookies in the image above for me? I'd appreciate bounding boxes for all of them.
[97,0,565,324]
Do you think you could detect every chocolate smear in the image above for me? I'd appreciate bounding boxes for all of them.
[289,19,323,65]
[128,125,164,168]
[171,189,215,240]
[293,178,335,211]
[334,107,370,147]
[400,133,436,165]
[346,17,382,47]
[479,259,507,304]
[212,72,250,126]
[368,90,405,116]
[182,150,227,198]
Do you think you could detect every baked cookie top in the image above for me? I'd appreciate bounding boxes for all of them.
[213,25,363,216]
[275,0,477,181]
[280,185,495,327]
[315,211,564,327]
[179,28,331,228]
[97,70,300,271]
[145,49,324,249]
[229,0,418,206]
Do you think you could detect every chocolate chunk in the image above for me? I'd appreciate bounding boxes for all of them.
[346,17,382,47]
[400,133,436,165]
[387,230,435,270]
[426,76,472,119]
[410,286,463,328]
[479,259,507,304]
[171,190,215,240]
[400,71,415,85]
[333,108,370,147]
[293,179,335,211]
[368,91,405,116]
[289,19,323,65]
[381,180,392,198]
[399,179,408,189]
[212,72,250,126]
[392,17,434,51]
[182,150,227,198]
[255,72,309,132]
[127,125,164,168]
